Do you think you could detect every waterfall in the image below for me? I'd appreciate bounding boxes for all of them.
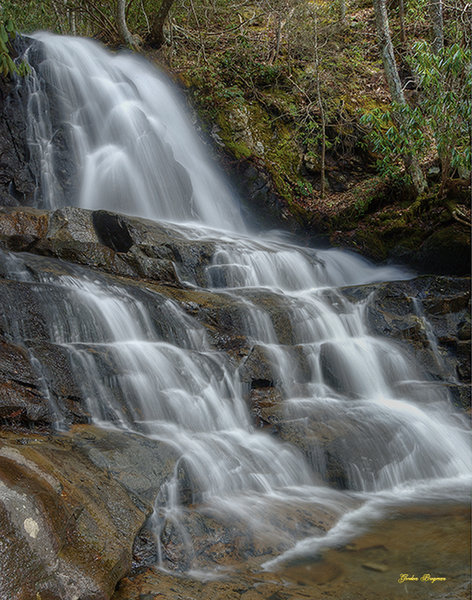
[23,33,244,230]
[9,33,471,570]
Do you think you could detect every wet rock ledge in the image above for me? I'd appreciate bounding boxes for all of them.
[0,204,470,598]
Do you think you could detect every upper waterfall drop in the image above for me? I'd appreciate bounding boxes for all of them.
[23,32,245,231]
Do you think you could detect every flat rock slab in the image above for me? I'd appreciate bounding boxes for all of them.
[112,503,470,600]
[0,425,178,600]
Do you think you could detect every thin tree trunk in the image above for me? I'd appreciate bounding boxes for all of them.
[373,0,426,195]
[269,13,282,64]
[274,14,282,63]
[398,0,406,45]
[69,9,77,35]
[438,152,451,197]
[188,0,207,63]
[339,0,347,25]
[374,0,404,103]
[314,7,326,200]
[429,0,444,53]
[149,0,175,48]
[50,0,65,33]
[319,108,327,200]
[116,0,137,47]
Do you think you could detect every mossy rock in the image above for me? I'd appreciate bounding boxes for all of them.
[345,229,388,262]
[417,225,471,276]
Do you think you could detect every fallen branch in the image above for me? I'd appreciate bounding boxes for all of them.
[452,208,471,227]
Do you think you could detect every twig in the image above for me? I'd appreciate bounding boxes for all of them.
[189,0,207,63]
[452,208,472,227]
[203,13,257,36]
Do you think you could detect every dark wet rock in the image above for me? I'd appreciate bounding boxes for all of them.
[0,330,90,428]
[40,206,139,278]
[239,345,275,388]
[0,77,36,208]
[92,211,134,252]
[247,386,284,430]
[0,207,173,283]
[70,427,179,509]
[319,342,354,397]
[0,339,50,425]
[0,278,63,342]
[416,225,471,276]
[0,426,163,599]
[0,274,94,428]
[240,290,295,346]
[0,206,49,250]
[0,336,90,429]
[0,206,216,285]
[446,383,471,412]
[218,151,305,234]
[239,343,311,394]
[153,500,335,573]
[28,341,81,401]
[132,524,159,573]
[340,276,471,388]
[144,283,250,358]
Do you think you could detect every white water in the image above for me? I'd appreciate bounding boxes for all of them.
[23,33,243,230]
[12,33,472,570]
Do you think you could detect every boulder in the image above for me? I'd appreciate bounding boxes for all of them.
[0,425,179,600]
[416,225,471,276]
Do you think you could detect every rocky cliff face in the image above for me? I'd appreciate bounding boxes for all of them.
[0,77,36,207]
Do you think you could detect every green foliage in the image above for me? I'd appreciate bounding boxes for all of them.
[361,41,471,188]
[409,41,471,180]
[360,104,429,181]
[218,38,285,91]
[0,17,29,77]
[405,0,429,25]
[1,0,58,34]
[296,179,314,197]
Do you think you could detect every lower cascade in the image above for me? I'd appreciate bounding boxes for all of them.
[0,32,470,597]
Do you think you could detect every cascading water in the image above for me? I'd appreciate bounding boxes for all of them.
[7,33,471,572]
[23,32,244,230]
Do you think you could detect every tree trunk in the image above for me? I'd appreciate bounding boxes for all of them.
[339,0,347,25]
[373,0,426,195]
[269,13,283,64]
[438,151,451,197]
[149,0,175,48]
[313,6,327,200]
[373,0,405,104]
[429,0,444,53]
[398,0,406,45]
[116,0,137,47]
[69,9,77,35]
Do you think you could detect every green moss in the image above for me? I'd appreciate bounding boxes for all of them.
[286,197,313,226]
[420,226,471,275]
[213,98,303,205]
[348,230,388,261]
